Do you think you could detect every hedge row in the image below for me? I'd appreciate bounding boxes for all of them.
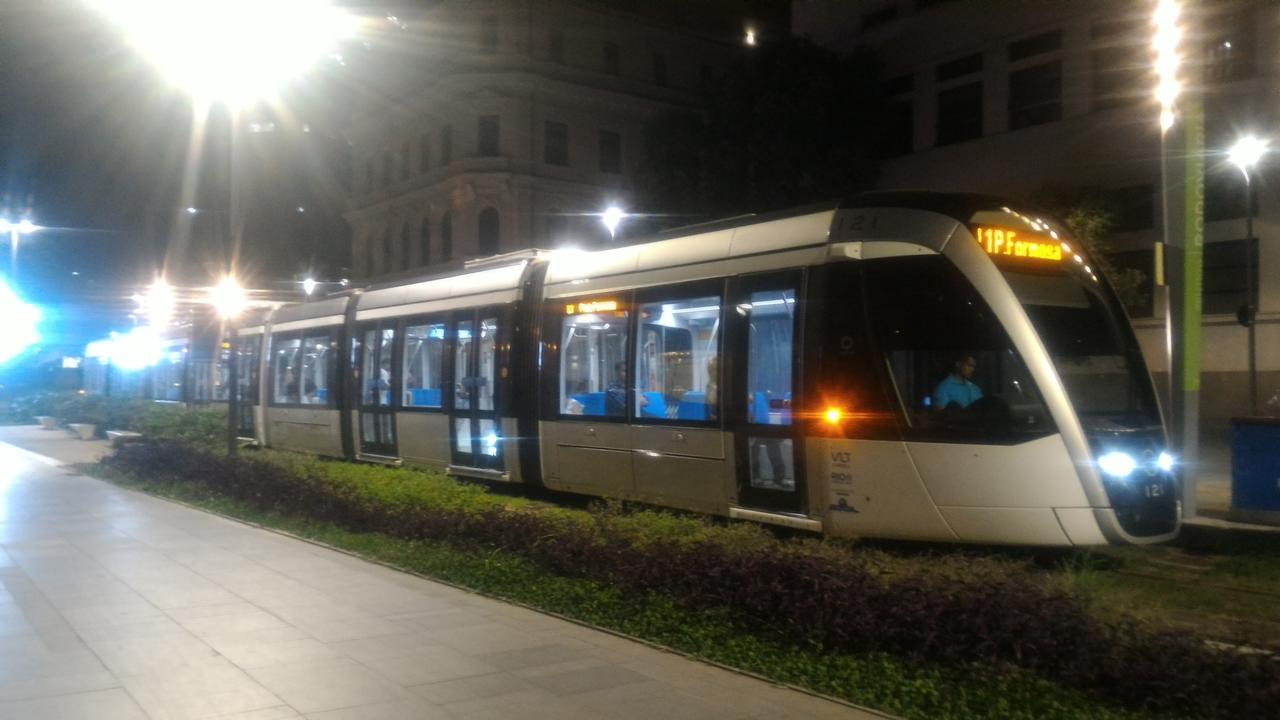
[104,441,1279,719]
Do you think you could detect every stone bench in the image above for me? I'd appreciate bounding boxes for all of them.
[67,423,97,441]
[106,430,143,447]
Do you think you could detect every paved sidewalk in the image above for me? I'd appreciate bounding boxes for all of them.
[0,440,884,720]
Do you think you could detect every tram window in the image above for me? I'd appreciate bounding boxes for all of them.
[299,333,333,405]
[863,257,1055,442]
[455,320,473,411]
[403,322,445,408]
[360,329,378,406]
[477,317,498,411]
[635,295,721,423]
[272,336,302,404]
[560,308,629,417]
[744,289,795,426]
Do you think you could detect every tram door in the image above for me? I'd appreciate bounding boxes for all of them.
[730,272,804,514]
[234,335,261,439]
[449,308,503,471]
[356,322,397,457]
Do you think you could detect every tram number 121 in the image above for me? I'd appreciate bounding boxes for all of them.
[1143,483,1165,499]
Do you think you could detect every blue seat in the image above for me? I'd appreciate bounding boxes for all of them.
[677,391,708,421]
[641,391,667,418]
[752,391,770,424]
[410,388,441,407]
[569,392,606,416]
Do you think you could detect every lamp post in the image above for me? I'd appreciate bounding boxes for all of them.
[0,217,38,281]
[91,0,353,454]
[210,275,247,455]
[1228,135,1267,416]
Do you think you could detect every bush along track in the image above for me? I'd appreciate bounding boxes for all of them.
[101,441,1278,720]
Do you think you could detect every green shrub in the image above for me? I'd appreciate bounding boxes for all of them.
[56,394,110,429]
[135,404,226,450]
[4,390,79,424]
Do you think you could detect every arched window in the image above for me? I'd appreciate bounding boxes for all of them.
[399,224,410,270]
[441,211,453,262]
[381,226,393,274]
[381,152,392,187]
[478,207,499,256]
[419,218,432,266]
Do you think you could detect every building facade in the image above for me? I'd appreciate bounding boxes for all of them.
[343,0,757,282]
[794,0,1280,430]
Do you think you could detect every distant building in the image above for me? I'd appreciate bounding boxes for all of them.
[794,0,1279,430]
[341,0,777,281]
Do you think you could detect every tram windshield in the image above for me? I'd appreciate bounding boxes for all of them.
[969,210,1162,434]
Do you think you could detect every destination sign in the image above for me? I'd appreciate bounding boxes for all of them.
[565,299,620,315]
[972,226,1063,263]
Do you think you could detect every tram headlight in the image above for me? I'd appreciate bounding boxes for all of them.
[1157,451,1175,472]
[1097,451,1137,479]
[824,407,843,424]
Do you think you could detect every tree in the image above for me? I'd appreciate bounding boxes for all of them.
[1033,187,1150,314]
[633,38,883,221]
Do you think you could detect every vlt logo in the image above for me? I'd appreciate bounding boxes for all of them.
[830,451,851,464]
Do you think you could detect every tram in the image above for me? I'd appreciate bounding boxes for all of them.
[123,192,1184,545]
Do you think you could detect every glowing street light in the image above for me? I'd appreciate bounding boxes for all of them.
[142,279,176,327]
[601,206,627,238]
[88,0,357,107]
[1228,135,1268,173]
[210,275,248,319]
[0,216,39,280]
[0,277,41,364]
[1153,0,1182,132]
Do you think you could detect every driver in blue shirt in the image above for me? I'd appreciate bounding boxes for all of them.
[933,353,982,410]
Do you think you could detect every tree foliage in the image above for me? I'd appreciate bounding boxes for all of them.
[634,38,883,220]
[1033,188,1151,314]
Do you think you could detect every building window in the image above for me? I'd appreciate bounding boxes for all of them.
[598,130,622,173]
[418,133,430,172]
[381,152,392,187]
[364,159,374,192]
[652,53,667,86]
[1008,61,1062,129]
[478,208,499,256]
[477,115,500,157]
[441,211,453,262]
[419,218,431,266]
[603,41,619,76]
[399,224,410,271]
[861,4,897,30]
[936,53,982,82]
[440,125,453,165]
[545,121,569,166]
[1206,168,1249,221]
[399,142,410,180]
[936,81,982,145]
[366,234,378,276]
[479,15,498,54]
[1008,30,1060,62]
[549,29,565,64]
[1203,238,1258,315]
[882,99,914,157]
[1110,185,1154,233]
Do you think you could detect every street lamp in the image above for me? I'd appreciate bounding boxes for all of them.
[0,217,39,280]
[88,0,356,107]
[601,206,627,239]
[1228,135,1267,416]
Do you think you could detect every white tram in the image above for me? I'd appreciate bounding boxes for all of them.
[217,193,1181,545]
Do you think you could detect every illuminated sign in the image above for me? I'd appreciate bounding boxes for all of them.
[565,299,619,315]
[973,226,1063,263]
